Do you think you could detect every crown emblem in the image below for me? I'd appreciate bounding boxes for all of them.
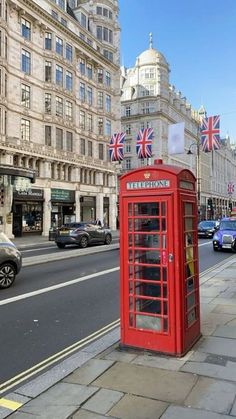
[144,172,150,179]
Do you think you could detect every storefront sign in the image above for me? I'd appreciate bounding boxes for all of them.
[13,188,44,200]
[127,180,170,190]
[51,189,75,202]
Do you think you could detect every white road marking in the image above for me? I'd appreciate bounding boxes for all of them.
[0,267,119,306]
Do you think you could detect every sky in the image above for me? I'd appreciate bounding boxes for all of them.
[118,0,236,144]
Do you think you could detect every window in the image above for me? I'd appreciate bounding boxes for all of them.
[105,119,111,136]
[56,36,63,55]
[21,50,31,74]
[45,125,52,146]
[103,27,108,42]
[65,100,72,121]
[125,142,131,153]
[97,68,103,83]
[87,86,93,106]
[103,8,108,17]
[98,143,104,160]
[80,13,86,28]
[109,10,112,19]
[87,114,92,132]
[79,32,85,41]
[88,140,93,157]
[109,30,113,44]
[21,18,31,40]
[97,26,102,40]
[45,93,51,114]
[65,43,72,62]
[125,158,131,170]
[97,91,103,109]
[65,70,72,91]
[21,119,30,141]
[105,71,111,87]
[141,67,156,79]
[56,127,63,149]
[105,94,111,113]
[103,50,113,62]
[61,17,67,27]
[58,0,65,9]
[45,61,52,82]
[87,63,92,79]
[66,131,73,152]
[56,96,63,116]
[56,64,63,86]
[80,138,85,155]
[51,10,58,20]
[126,124,131,135]
[79,82,85,101]
[21,84,30,108]
[142,102,150,114]
[125,106,131,117]
[79,110,85,129]
[97,6,102,15]
[45,32,52,50]
[80,58,85,75]
[98,117,103,135]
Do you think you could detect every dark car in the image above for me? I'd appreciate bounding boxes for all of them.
[198,220,217,238]
[55,222,112,249]
[0,232,22,289]
[213,218,236,251]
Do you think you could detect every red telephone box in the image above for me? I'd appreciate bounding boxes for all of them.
[119,160,201,356]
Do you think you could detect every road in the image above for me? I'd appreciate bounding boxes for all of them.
[0,239,234,395]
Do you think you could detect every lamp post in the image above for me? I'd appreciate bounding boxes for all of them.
[187,139,201,218]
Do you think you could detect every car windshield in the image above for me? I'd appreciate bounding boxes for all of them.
[219,220,236,231]
[0,232,14,244]
[199,221,215,228]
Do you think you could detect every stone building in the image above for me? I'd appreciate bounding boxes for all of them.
[0,0,120,237]
[121,36,236,219]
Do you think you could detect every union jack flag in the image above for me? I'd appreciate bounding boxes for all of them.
[227,182,235,194]
[200,115,221,152]
[109,132,125,162]
[136,128,153,159]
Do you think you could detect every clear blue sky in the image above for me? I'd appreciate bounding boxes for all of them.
[119,0,236,143]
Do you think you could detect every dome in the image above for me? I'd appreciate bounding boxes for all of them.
[135,47,168,67]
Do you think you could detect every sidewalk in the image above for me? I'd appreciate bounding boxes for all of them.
[1,256,236,419]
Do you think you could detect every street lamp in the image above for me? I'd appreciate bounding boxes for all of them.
[187,140,201,216]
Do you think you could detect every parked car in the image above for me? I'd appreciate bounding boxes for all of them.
[0,232,22,289]
[55,222,112,249]
[198,220,218,238]
[213,217,236,251]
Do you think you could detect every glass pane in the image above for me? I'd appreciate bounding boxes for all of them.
[162,235,166,249]
[186,277,194,293]
[128,203,132,216]
[134,234,160,248]
[163,301,168,315]
[185,203,193,215]
[136,314,161,331]
[187,292,195,310]
[129,296,133,310]
[161,202,166,216]
[128,219,132,231]
[185,217,193,230]
[135,297,161,315]
[162,267,167,281]
[134,203,159,216]
[134,218,160,232]
[128,250,133,262]
[134,282,161,298]
[134,249,161,264]
[129,313,134,327]
[186,246,194,277]
[135,266,161,281]
[163,284,167,298]
[162,218,166,231]
[185,232,193,245]
[128,234,133,246]
[129,281,133,293]
[128,264,133,278]
[163,318,168,332]
[187,308,196,326]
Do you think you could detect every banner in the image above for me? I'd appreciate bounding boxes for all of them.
[168,122,185,155]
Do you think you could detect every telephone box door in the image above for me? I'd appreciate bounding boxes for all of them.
[121,195,176,353]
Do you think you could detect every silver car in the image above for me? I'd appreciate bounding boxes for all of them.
[0,232,22,289]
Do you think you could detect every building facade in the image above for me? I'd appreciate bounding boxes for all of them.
[0,0,120,237]
[121,38,236,220]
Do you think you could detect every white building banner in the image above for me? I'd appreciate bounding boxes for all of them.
[168,122,185,155]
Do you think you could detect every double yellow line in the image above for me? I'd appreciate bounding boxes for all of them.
[0,319,120,397]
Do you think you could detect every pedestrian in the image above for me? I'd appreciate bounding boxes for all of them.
[96,219,102,227]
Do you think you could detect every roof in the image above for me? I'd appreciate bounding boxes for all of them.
[135,47,168,67]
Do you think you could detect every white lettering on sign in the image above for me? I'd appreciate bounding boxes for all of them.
[127,180,170,190]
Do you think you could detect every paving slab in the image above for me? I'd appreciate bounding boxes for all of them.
[102,348,138,363]
[197,336,236,357]
[181,361,236,382]
[93,362,197,403]
[82,388,123,414]
[72,410,112,419]
[131,353,187,371]
[213,326,236,339]
[161,405,231,419]
[63,359,114,385]
[212,305,236,315]
[230,397,236,416]
[108,394,168,419]
[184,376,236,414]
[16,382,97,418]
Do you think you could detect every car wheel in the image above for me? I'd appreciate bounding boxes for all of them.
[104,234,112,245]
[213,246,218,252]
[57,243,66,249]
[0,263,16,289]
[80,236,88,248]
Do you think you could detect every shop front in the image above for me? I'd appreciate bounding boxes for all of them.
[51,188,75,228]
[12,189,44,237]
[80,196,96,222]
